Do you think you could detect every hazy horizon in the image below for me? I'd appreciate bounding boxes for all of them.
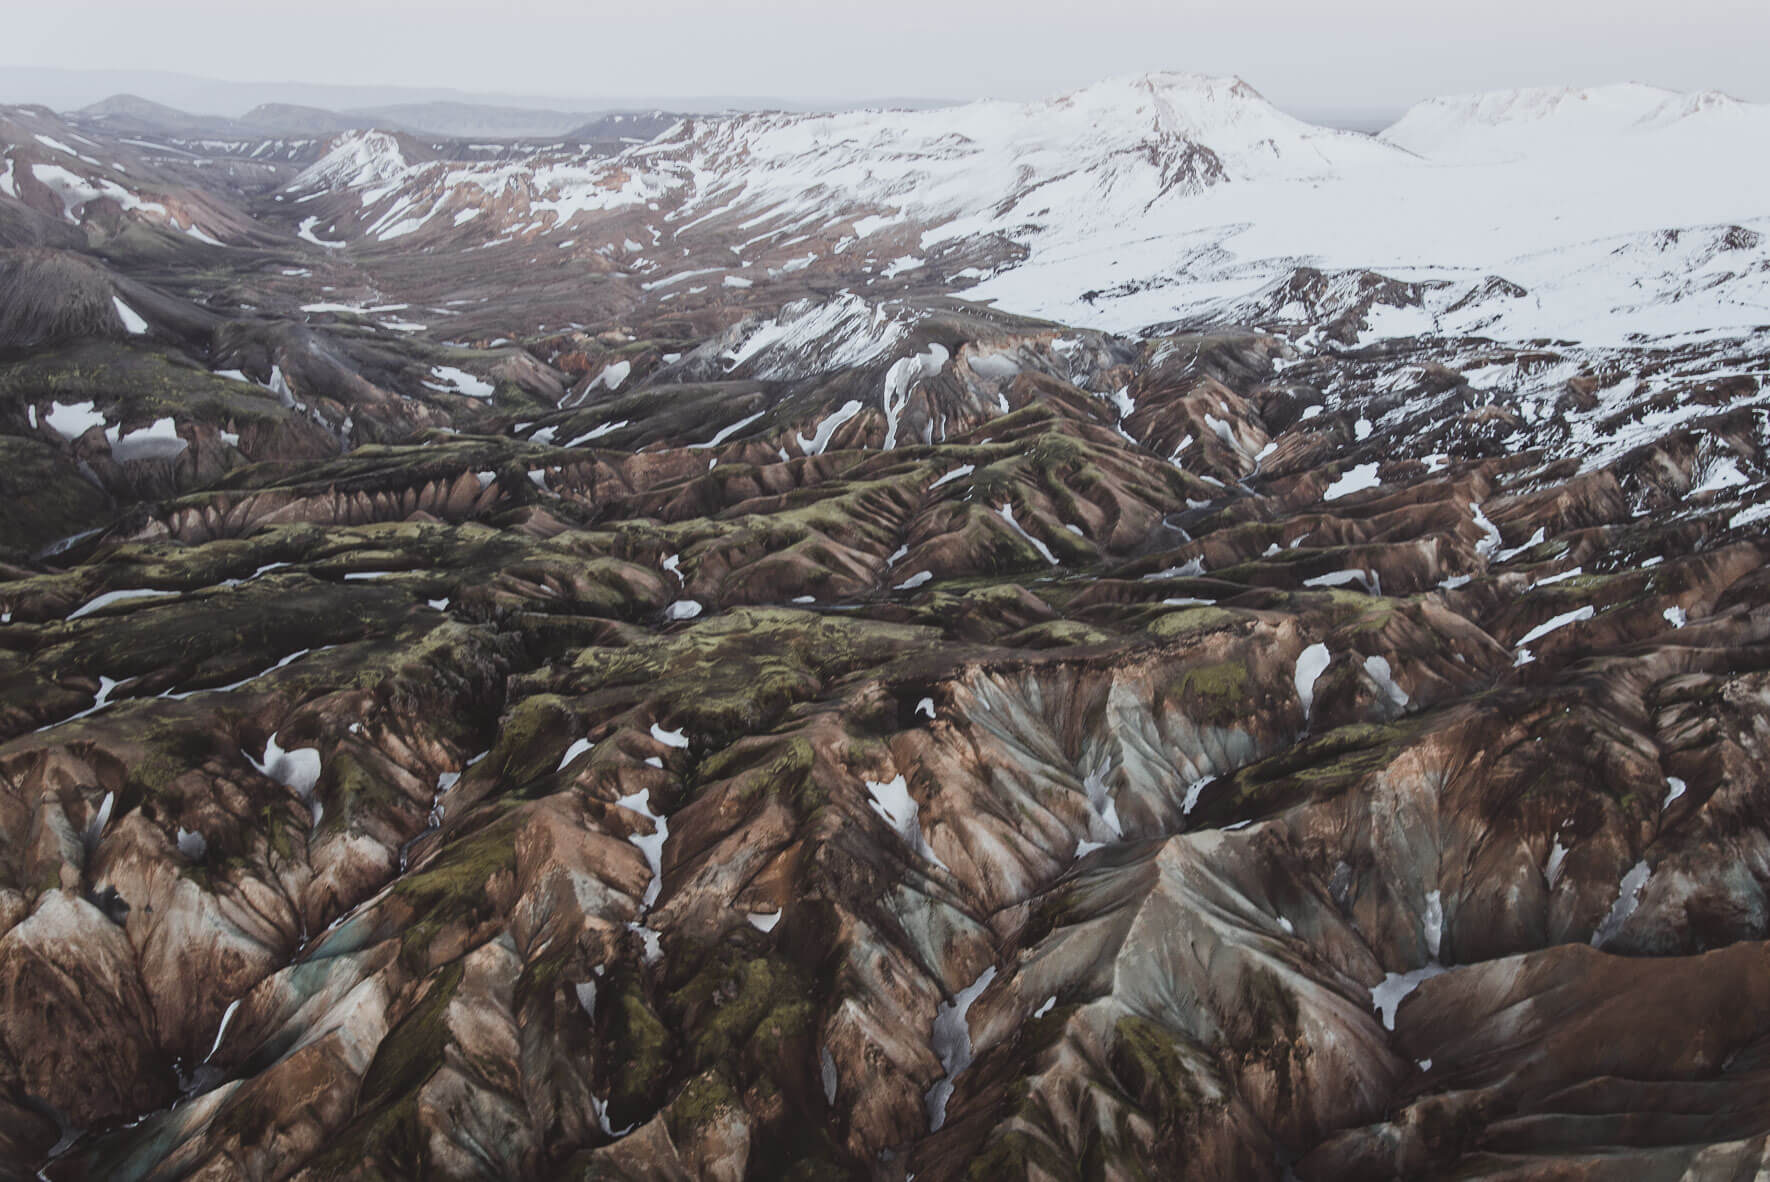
[5,0,1766,120]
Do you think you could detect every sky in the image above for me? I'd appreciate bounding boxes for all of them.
[5,0,1767,118]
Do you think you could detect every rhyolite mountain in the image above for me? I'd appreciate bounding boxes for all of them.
[0,70,1768,1181]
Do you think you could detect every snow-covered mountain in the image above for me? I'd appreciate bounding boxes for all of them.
[281,72,1770,350]
[1380,82,1770,162]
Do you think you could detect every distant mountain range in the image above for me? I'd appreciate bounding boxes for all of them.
[67,92,681,143]
[0,65,962,130]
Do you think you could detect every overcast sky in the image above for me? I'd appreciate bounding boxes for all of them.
[7,0,1767,115]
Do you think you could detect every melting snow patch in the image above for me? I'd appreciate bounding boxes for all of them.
[203,999,243,1063]
[997,504,1059,565]
[915,697,936,720]
[1033,995,1056,1019]
[746,909,782,932]
[557,738,594,771]
[866,774,946,867]
[930,464,974,489]
[1693,455,1750,494]
[1295,643,1331,721]
[1532,567,1584,587]
[1663,605,1687,628]
[616,788,670,908]
[296,216,345,249]
[1370,964,1447,1031]
[111,297,148,335]
[68,587,177,619]
[688,410,765,449]
[1730,501,1770,530]
[1516,605,1595,649]
[796,399,863,456]
[1363,655,1409,709]
[881,343,949,449]
[1663,776,1688,810]
[896,571,934,590]
[1304,568,1381,595]
[1324,462,1381,501]
[925,965,996,1132]
[649,723,689,749]
[249,732,322,798]
[1471,502,1503,558]
[562,419,628,447]
[1545,832,1571,887]
[1495,527,1548,563]
[428,366,495,399]
[1423,890,1444,958]
[1080,759,1123,842]
[1182,775,1215,816]
[590,360,632,392]
[665,599,703,621]
[1592,860,1651,948]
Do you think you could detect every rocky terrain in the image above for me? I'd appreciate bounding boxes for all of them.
[0,71,1768,1180]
